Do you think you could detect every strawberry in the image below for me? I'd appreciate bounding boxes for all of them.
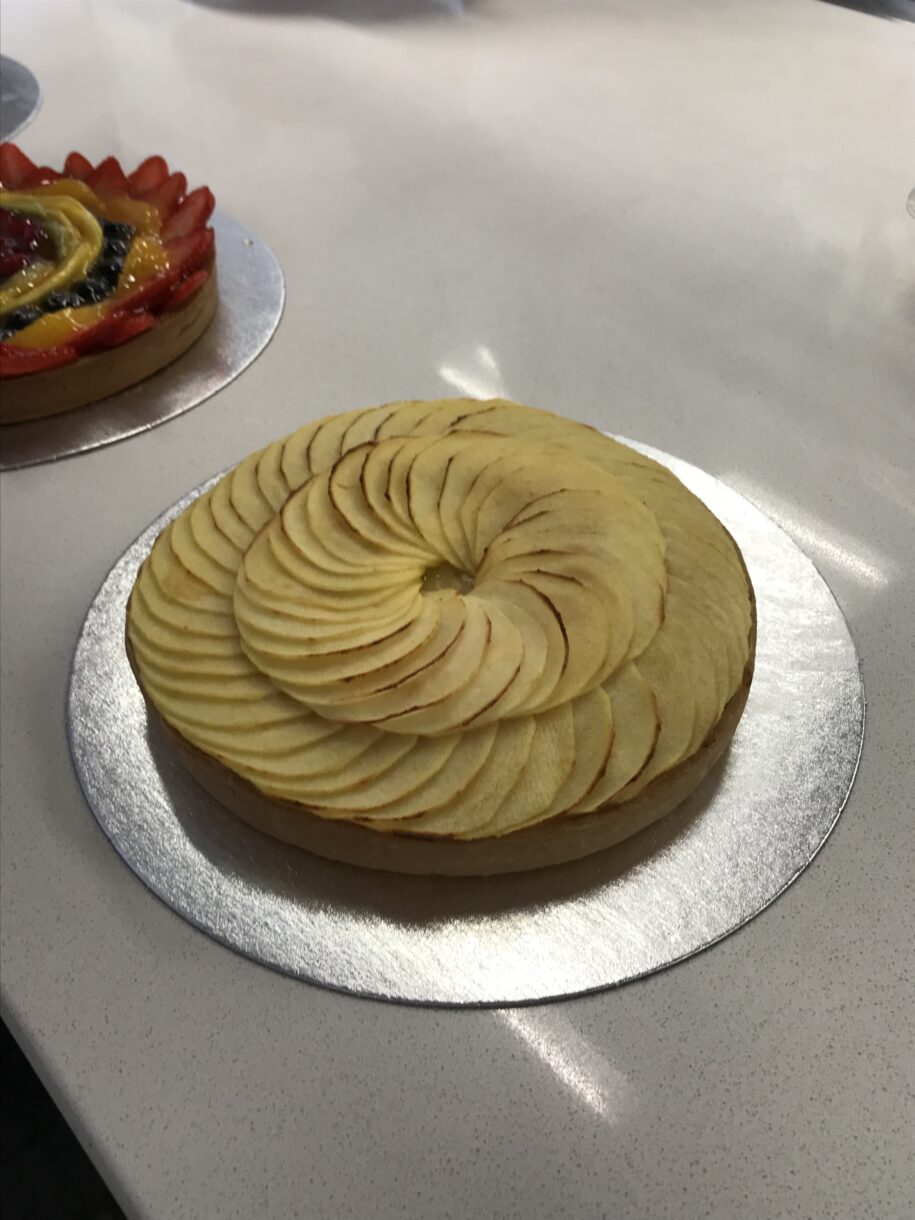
[161,186,215,241]
[165,229,215,277]
[128,155,169,194]
[0,250,31,278]
[21,165,60,188]
[71,309,156,354]
[164,269,210,311]
[138,172,187,222]
[115,272,178,315]
[0,143,35,189]
[64,151,94,180]
[0,342,79,377]
[87,156,131,200]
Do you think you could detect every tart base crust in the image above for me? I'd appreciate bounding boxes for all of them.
[0,267,218,426]
[127,609,756,878]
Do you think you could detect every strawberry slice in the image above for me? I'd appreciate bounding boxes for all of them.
[164,269,210,312]
[162,186,215,241]
[114,231,213,316]
[64,151,94,180]
[115,272,178,315]
[0,143,35,189]
[128,155,169,194]
[21,165,60,188]
[71,308,156,354]
[87,156,131,200]
[0,342,79,377]
[138,172,187,222]
[165,229,215,277]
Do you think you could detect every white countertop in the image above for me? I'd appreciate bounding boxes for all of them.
[1,2,913,1217]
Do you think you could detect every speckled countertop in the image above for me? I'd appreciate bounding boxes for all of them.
[1,2,913,1217]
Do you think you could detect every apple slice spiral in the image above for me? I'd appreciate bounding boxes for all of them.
[127,399,754,840]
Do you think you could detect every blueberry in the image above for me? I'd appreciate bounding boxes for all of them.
[43,289,82,311]
[103,221,134,244]
[0,304,42,339]
[93,259,122,287]
[75,277,110,304]
[8,305,42,329]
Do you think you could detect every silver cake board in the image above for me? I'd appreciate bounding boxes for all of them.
[0,56,42,142]
[66,442,864,1006]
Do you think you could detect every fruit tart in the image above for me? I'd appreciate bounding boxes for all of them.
[126,398,756,877]
[0,144,217,425]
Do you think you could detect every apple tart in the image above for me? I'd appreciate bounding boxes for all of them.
[126,399,755,875]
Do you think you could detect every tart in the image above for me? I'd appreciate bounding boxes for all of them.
[126,399,756,876]
[0,143,217,424]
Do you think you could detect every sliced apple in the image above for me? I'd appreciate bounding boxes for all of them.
[477,578,567,711]
[303,596,489,729]
[482,551,636,679]
[147,528,230,615]
[242,596,451,703]
[470,703,576,837]
[488,692,617,834]
[208,473,257,552]
[305,728,495,813]
[508,686,616,826]
[407,397,503,437]
[301,409,370,479]
[376,716,537,835]
[128,594,240,658]
[255,439,293,513]
[355,437,439,554]
[129,631,252,681]
[237,729,421,796]
[340,403,394,449]
[188,492,243,571]
[278,419,319,490]
[373,398,471,440]
[565,664,659,812]
[610,636,696,801]
[292,594,461,701]
[133,559,235,635]
[328,446,437,563]
[297,475,422,574]
[169,509,235,596]
[401,434,482,571]
[380,600,525,734]
[228,448,277,534]
[344,725,499,818]
[185,714,344,756]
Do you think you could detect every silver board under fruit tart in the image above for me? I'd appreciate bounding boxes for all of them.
[0,210,284,471]
[0,56,42,142]
[66,441,864,1006]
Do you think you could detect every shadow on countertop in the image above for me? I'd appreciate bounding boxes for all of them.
[0,1022,125,1220]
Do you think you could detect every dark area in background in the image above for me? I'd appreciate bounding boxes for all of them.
[1,1022,125,1220]
[820,0,914,18]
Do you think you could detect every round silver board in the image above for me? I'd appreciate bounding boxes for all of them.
[67,443,864,1006]
[0,56,42,141]
[0,210,284,471]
